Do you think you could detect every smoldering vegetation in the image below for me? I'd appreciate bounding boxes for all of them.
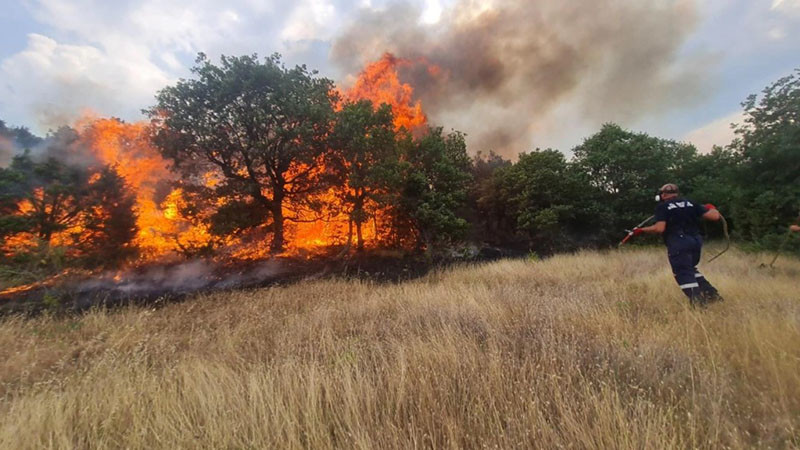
[0,259,287,315]
[332,0,713,154]
[77,259,284,295]
[0,252,455,316]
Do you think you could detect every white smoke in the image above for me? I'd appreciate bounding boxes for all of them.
[79,259,284,295]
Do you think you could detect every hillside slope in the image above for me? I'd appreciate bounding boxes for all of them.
[1,247,799,449]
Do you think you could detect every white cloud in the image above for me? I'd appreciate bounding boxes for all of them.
[0,33,171,129]
[772,0,800,10]
[28,0,254,52]
[771,0,800,20]
[281,0,337,41]
[0,0,348,131]
[768,26,786,39]
[683,111,742,153]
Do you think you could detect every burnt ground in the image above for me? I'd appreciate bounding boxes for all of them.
[0,248,515,317]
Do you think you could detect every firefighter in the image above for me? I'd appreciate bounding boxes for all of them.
[630,183,723,306]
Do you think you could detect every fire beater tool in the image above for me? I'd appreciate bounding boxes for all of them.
[618,215,654,247]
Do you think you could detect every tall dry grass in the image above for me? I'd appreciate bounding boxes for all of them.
[0,247,799,449]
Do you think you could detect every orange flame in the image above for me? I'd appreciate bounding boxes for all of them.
[284,52,436,254]
[346,53,432,133]
[78,119,216,260]
[2,53,432,267]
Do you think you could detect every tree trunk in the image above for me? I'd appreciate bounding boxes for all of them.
[271,212,284,254]
[354,192,365,252]
[38,212,52,246]
[41,229,52,246]
[270,196,285,254]
[342,217,353,254]
[356,221,364,252]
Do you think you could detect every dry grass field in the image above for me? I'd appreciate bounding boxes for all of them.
[1,247,799,449]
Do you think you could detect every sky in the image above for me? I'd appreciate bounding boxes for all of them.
[0,0,798,156]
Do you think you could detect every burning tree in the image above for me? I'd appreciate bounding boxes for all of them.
[147,53,338,254]
[78,165,139,265]
[78,118,216,259]
[330,100,399,251]
[0,151,138,266]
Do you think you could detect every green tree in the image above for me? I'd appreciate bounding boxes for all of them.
[396,128,473,250]
[478,150,610,252]
[728,69,800,247]
[677,145,740,239]
[0,153,138,266]
[147,53,338,253]
[79,166,138,266]
[470,151,513,242]
[330,100,398,252]
[0,152,90,244]
[572,123,698,231]
[1,122,139,268]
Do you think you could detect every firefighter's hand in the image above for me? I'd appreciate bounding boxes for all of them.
[632,227,645,236]
[704,203,717,211]
[791,224,800,233]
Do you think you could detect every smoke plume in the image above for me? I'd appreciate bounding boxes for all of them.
[332,0,712,155]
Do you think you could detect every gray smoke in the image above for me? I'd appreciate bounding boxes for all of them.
[332,0,712,155]
[39,126,100,167]
[78,259,284,295]
[0,122,99,168]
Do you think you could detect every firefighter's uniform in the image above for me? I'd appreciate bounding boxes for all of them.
[654,197,720,305]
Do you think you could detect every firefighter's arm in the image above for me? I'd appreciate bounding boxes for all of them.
[636,221,666,235]
[702,203,721,221]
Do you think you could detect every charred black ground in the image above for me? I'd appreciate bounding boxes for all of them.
[0,248,516,317]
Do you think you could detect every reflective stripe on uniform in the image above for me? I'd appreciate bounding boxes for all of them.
[695,273,704,278]
[679,282,700,289]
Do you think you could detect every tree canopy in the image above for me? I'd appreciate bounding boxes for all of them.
[329,100,399,251]
[0,151,137,267]
[395,128,473,250]
[2,61,799,270]
[727,69,800,246]
[572,123,699,232]
[147,53,338,253]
